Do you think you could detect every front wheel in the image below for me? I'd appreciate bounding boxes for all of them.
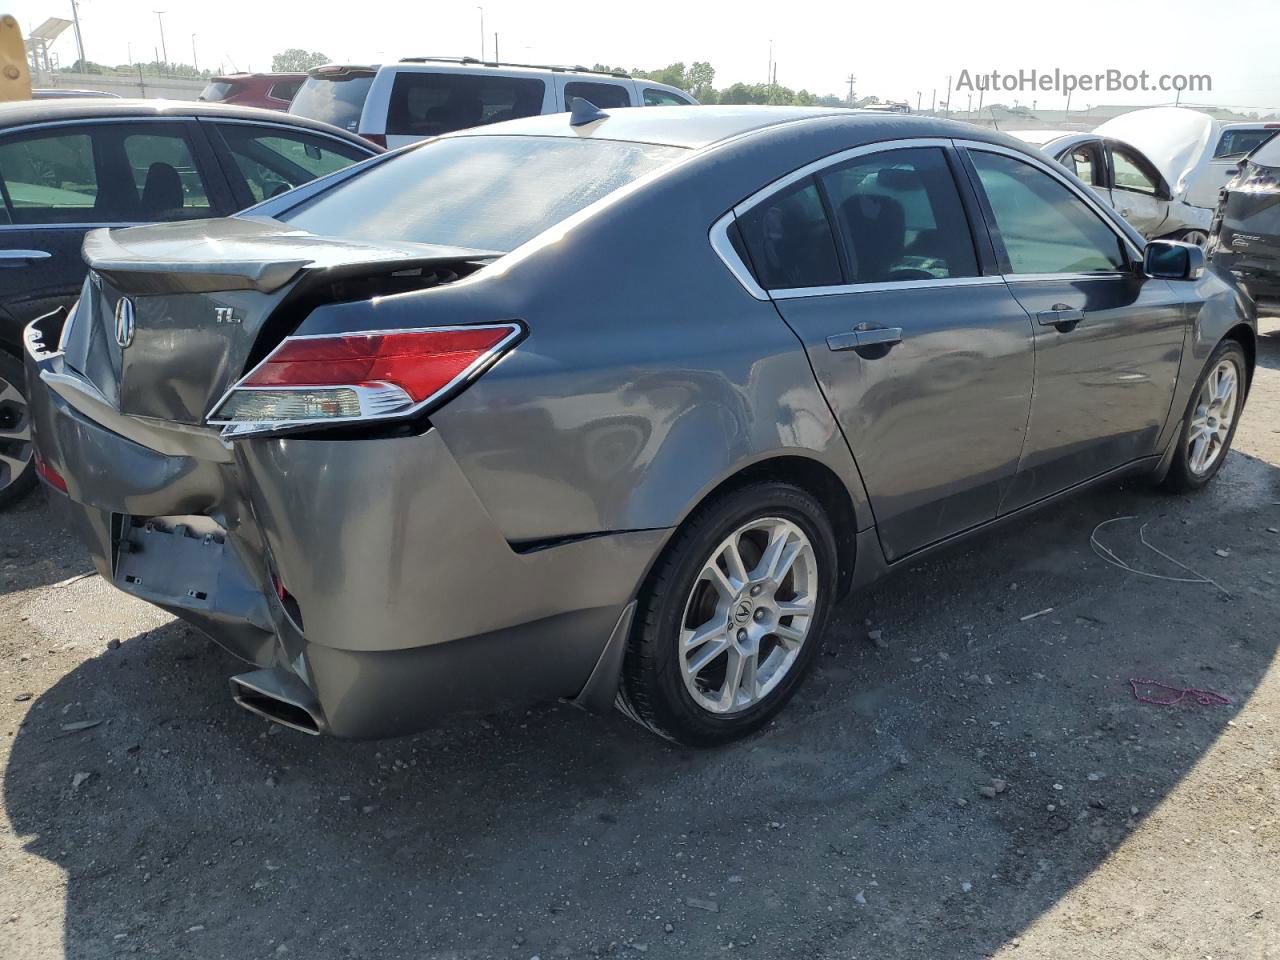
[618,481,837,746]
[1163,340,1247,492]
[0,351,36,510]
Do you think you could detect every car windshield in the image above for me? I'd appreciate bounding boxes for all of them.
[279,134,687,253]
[289,73,376,132]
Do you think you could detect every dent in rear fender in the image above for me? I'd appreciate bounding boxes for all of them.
[236,427,666,654]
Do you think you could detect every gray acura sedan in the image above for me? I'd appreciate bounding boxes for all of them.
[24,106,1256,745]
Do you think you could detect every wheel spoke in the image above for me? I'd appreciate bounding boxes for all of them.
[0,444,31,480]
[774,622,806,646]
[685,635,731,676]
[738,645,758,703]
[682,620,727,652]
[718,648,745,711]
[776,595,814,617]
[720,537,749,592]
[1189,433,1209,473]
[0,379,25,407]
[702,561,738,602]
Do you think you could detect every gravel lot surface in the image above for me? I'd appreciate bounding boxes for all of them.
[2,318,1278,960]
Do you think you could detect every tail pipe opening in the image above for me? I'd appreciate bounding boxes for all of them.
[230,668,323,735]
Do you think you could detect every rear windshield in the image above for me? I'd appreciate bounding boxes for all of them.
[387,72,545,137]
[289,73,376,132]
[280,135,686,252]
[199,81,234,102]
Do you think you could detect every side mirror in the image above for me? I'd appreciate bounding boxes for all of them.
[1143,239,1205,281]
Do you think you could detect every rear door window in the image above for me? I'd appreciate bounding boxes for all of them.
[644,88,692,106]
[818,147,978,283]
[0,128,98,223]
[288,72,376,132]
[387,72,546,138]
[1214,128,1277,160]
[121,128,213,219]
[734,177,842,289]
[563,81,632,109]
[214,124,372,203]
[969,150,1127,275]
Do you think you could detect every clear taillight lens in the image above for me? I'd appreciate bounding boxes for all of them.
[209,323,522,438]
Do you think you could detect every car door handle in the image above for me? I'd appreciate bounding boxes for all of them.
[0,249,52,266]
[826,326,903,353]
[1036,304,1085,330]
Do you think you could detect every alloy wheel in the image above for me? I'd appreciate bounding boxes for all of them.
[1187,358,1240,476]
[678,517,818,715]
[0,373,32,495]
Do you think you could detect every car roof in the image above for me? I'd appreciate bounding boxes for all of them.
[0,98,376,145]
[211,72,305,81]
[447,105,1016,151]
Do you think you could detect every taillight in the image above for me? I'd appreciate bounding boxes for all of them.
[209,323,522,438]
[33,450,68,493]
[361,132,387,148]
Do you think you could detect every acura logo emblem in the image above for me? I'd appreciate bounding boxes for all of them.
[114,297,135,348]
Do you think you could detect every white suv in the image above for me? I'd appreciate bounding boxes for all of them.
[353,58,697,148]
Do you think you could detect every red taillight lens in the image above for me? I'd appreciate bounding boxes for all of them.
[360,132,387,148]
[209,323,522,438]
[33,450,68,493]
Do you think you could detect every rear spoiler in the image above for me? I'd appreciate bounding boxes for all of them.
[82,220,498,295]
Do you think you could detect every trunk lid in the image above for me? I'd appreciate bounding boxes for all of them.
[66,217,494,425]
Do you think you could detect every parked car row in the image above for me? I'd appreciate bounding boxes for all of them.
[19,105,1255,745]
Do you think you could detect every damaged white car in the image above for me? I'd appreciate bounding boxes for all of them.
[1096,107,1280,245]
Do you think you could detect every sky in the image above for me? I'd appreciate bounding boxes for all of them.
[11,0,1280,111]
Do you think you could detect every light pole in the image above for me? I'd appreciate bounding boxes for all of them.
[154,11,168,71]
[69,0,86,67]
[477,6,485,61]
[191,34,198,73]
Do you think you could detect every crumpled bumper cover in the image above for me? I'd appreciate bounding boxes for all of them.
[23,311,665,738]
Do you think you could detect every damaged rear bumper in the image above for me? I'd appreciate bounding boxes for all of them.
[24,310,664,738]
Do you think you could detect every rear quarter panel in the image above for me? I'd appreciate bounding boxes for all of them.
[292,121,895,542]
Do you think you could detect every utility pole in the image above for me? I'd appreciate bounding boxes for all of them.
[944,74,952,117]
[493,32,499,62]
[476,6,485,60]
[967,92,973,116]
[1064,87,1072,118]
[767,40,772,87]
[154,11,168,71]
[846,73,856,106]
[69,0,86,66]
[916,90,922,112]
[191,34,198,73]
[930,88,936,112]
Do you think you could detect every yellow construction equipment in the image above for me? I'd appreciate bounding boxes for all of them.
[0,14,32,102]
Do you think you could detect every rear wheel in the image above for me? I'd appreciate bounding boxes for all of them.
[1163,340,1247,492]
[618,482,837,746]
[0,351,35,509]
[1173,228,1209,247]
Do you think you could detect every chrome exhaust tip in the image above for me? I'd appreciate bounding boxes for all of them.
[229,668,323,735]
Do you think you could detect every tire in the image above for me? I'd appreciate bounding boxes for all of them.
[1163,339,1247,493]
[0,350,36,510]
[1173,228,1209,248]
[618,481,838,746]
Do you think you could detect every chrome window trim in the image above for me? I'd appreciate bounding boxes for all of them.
[708,210,768,301]
[197,116,375,154]
[772,275,1004,300]
[1002,272,1130,284]
[954,138,1145,264]
[0,221,147,232]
